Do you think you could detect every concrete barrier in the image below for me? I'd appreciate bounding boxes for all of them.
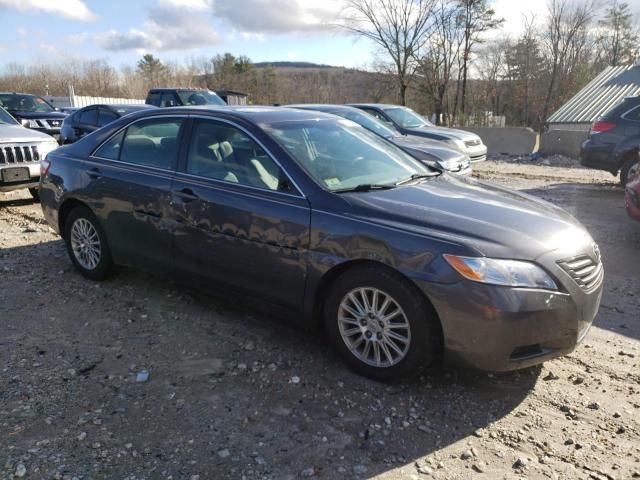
[461,127,539,155]
[539,130,588,158]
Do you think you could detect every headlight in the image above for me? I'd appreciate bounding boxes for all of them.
[443,254,558,290]
[21,119,40,128]
[37,141,58,160]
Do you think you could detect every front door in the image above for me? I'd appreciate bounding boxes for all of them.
[171,118,311,310]
[85,116,185,275]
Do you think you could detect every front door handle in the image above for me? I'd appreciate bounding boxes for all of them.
[172,188,199,203]
[88,167,101,179]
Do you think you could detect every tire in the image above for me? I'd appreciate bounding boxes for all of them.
[28,188,40,202]
[64,206,115,281]
[324,266,441,382]
[620,153,640,186]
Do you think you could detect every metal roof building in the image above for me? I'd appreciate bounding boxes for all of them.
[547,64,640,131]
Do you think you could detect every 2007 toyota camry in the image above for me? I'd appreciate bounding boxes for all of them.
[39,106,603,381]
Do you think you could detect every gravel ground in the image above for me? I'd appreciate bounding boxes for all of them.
[1,160,639,480]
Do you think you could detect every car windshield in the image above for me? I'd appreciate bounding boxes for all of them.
[0,94,56,113]
[177,90,226,106]
[385,107,434,129]
[331,109,397,139]
[263,118,433,192]
[0,106,18,125]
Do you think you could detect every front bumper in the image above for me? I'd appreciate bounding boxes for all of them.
[0,163,40,192]
[466,144,487,163]
[417,263,603,371]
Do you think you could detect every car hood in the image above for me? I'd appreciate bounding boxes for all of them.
[343,175,593,260]
[0,123,57,142]
[403,125,480,142]
[7,110,67,120]
[391,135,467,162]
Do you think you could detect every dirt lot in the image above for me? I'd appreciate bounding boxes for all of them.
[1,159,639,480]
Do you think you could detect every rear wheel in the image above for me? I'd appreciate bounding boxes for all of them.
[28,188,40,202]
[620,153,640,186]
[324,266,440,382]
[64,206,115,280]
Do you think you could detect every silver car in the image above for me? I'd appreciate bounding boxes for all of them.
[0,106,58,200]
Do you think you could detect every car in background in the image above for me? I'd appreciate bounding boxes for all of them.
[288,104,471,175]
[60,104,156,144]
[0,106,58,200]
[145,88,226,107]
[580,96,640,186]
[625,176,640,220]
[0,92,67,140]
[40,106,602,381]
[349,103,487,163]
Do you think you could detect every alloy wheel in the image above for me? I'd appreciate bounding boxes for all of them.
[70,218,102,270]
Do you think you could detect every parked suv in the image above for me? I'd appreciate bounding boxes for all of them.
[0,106,58,200]
[145,88,226,107]
[0,92,67,140]
[349,103,487,163]
[580,96,640,185]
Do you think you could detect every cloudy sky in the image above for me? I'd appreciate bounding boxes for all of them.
[0,0,638,69]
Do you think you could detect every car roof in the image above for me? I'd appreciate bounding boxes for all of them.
[78,104,155,110]
[148,88,213,92]
[123,105,340,124]
[348,103,404,110]
[287,104,360,113]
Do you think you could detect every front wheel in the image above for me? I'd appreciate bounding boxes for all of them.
[64,206,115,280]
[324,266,441,382]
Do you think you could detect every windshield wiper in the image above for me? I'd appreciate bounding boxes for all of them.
[396,173,439,185]
[334,183,396,193]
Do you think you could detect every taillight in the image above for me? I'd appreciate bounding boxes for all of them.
[590,120,616,134]
[40,158,51,177]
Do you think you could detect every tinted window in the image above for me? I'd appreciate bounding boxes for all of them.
[177,90,226,106]
[79,108,98,125]
[98,108,119,127]
[146,92,161,107]
[624,106,640,121]
[94,118,182,169]
[94,130,124,160]
[362,108,389,123]
[160,93,179,107]
[186,120,290,192]
[0,93,55,113]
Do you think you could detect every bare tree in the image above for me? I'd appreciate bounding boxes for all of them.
[343,0,437,105]
[541,0,595,128]
[595,0,638,67]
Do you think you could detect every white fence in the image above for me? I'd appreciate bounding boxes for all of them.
[43,95,144,108]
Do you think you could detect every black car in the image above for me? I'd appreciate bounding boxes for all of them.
[146,88,226,107]
[60,104,156,144]
[580,96,640,185]
[40,106,602,381]
[288,104,471,175]
[0,92,67,140]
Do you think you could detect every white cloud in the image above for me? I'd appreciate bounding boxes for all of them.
[66,32,89,45]
[0,0,96,21]
[209,0,343,33]
[97,0,219,52]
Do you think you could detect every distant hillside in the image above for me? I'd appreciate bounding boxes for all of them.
[253,61,335,69]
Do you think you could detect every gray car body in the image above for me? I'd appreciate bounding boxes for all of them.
[39,106,602,371]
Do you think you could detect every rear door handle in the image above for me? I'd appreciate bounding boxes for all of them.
[88,167,101,179]
[172,188,199,203]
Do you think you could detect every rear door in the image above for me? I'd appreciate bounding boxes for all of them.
[86,115,185,275]
[171,117,311,309]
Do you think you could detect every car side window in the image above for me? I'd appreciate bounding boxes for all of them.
[624,106,640,122]
[98,108,118,127]
[93,118,183,169]
[186,120,293,193]
[160,93,179,107]
[79,108,98,126]
[146,92,161,107]
[365,109,389,123]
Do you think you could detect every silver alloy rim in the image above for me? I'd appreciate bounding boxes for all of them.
[337,287,411,368]
[70,218,101,270]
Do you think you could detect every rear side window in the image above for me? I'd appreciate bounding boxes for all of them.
[79,108,98,126]
[624,105,640,121]
[160,93,180,107]
[98,108,118,127]
[146,92,161,107]
[93,118,183,169]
